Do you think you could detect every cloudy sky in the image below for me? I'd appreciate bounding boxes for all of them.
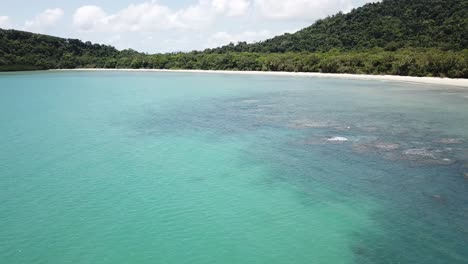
[0,0,376,53]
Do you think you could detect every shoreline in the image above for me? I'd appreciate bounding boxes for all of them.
[53,69,468,87]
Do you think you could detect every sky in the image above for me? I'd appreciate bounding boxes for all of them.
[0,0,376,53]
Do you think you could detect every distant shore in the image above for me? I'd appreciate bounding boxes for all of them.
[54,69,468,88]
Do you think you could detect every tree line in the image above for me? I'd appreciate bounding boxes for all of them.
[0,0,467,77]
[116,49,468,78]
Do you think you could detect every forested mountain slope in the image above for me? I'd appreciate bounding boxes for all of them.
[0,0,467,77]
[0,29,138,71]
[207,0,468,53]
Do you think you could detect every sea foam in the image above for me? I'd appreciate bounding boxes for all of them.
[327,137,349,142]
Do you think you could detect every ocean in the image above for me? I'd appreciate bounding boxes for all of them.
[1,71,467,263]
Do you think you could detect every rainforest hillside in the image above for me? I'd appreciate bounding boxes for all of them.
[0,0,467,77]
[0,29,139,71]
[207,0,468,53]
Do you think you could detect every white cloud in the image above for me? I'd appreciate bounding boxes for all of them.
[174,2,215,28]
[212,0,251,16]
[72,6,107,31]
[24,8,64,31]
[0,16,11,28]
[254,0,358,20]
[73,0,251,33]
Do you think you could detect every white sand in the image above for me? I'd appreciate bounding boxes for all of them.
[55,69,468,88]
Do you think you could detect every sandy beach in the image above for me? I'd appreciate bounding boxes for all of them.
[56,69,468,88]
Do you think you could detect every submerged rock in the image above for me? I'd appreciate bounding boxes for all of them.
[289,119,332,129]
[240,99,260,104]
[403,148,437,159]
[358,126,379,132]
[381,152,402,161]
[304,136,350,145]
[464,172,468,180]
[352,245,367,256]
[333,125,352,131]
[438,158,455,165]
[430,194,447,204]
[421,192,448,205]
[352,144,372,154]
[352,141,400,154]
[374,143,400,151]
[257,104,275,109]
[289,119,352,131]
[401,148,457,166]
[436,138,463,144]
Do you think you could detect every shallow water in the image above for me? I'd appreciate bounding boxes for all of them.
[0,71,467,264]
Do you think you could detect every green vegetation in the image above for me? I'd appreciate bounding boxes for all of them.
[140,49,468,77]
[208,0,467,53]
[0,0,467,77]
[0,29,135,71]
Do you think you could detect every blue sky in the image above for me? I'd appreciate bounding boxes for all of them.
[0,0,376,53]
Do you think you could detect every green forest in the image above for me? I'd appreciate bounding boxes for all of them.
[0,0,467,77]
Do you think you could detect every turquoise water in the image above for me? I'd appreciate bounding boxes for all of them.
[1,71,467,264]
